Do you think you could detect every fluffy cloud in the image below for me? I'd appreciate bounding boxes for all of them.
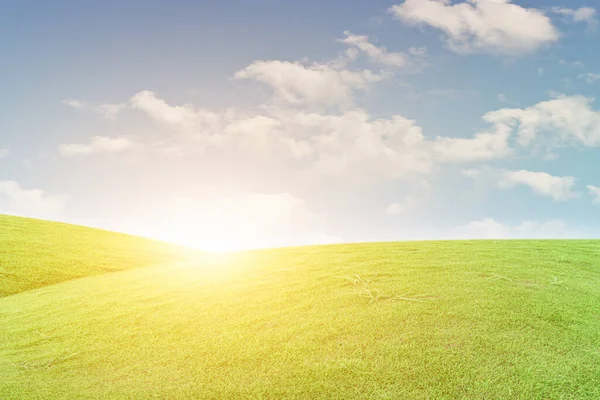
[126,91,524,179]
[385,194,419,215]
[579,73,600,84]
[0,181,65,219]
[217,116,282,152]
[431,124,512,162]
[234,60,386,107]
[61,98,85,109]
[587,185,600,204]
[559,59,585,69]
[454,217,570,239]
[80,87,600,183]
[484,95,600,149]
[389,0,560,55]
[279,110,434,178]
[552,6,597,29]
[285,109,515,176]
[127,92,435,178]
[499,170,577,201]
[339,31,425,68]
[131,90,223,132]
[62,98,126,119]
[0,148,8,158]
[59,136,136,157]
[97,103,126,119]
[455,217,509,238]
[131,93,305,157]
[78,89,600,183]
[463,167,578,201]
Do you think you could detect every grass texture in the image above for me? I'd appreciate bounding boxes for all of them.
[0,214,192,297]
[1,216,600,399]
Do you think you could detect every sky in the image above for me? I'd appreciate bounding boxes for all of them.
[3,0,600,251]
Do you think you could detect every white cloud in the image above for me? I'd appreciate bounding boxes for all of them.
[389,0,560,55]
[279,109,434,178]
[234,60,386,107]
[61,98,85,109]
[385,194,419,215]
[409,46,427,56]
[218,116,281,150]
[59,136,136,157]
[587,185,600,204]
[130,94,304,157]
[455,217,509,238]
[579,73,600,84]
[339,31,421,68]
[276,108,514,177]
[558,59,585,69]
[0,181,65,220]
[115,87,600,184]
[97,103,126,119]
[62,98,126,119]
[431,123,512,162]
[552,6,597,29]
[85,67,600,183]
[461,168,481,178]
[131,90,222,132]
[128,90,522,180]
[388,0,559,55]
[0,148,8,158]
[129,91,435,179]
[344,47,360,61]
[99,88,600,183]
[484,95,600,149]
[454,217,570,239]
[499,170,577,201]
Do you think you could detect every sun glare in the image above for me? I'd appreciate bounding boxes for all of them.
[155,224,248,253]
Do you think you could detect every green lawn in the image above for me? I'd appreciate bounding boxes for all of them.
[0,214,192,297]
[1,216,600,399]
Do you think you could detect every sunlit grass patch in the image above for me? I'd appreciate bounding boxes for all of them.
[1,217,600,398]
[0,214,193,297]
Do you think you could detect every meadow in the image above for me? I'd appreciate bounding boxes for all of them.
[0,214,192,297]
[1,215,599,399]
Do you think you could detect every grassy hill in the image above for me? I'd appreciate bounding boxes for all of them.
[1,217,600,398]
[0,214,193,297]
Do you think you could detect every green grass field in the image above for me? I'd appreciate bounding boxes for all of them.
[1,215,600,399]
[0,215,193,297]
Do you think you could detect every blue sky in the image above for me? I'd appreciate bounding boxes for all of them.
[3,0,600,251]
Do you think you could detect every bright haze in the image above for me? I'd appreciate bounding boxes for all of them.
[2,0,600,251]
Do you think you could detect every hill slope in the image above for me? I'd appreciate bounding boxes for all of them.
[1,237,600,399]
[0,214,192,297]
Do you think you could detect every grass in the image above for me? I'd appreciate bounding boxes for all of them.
[1,216,600,398]
[0,214,193,297]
